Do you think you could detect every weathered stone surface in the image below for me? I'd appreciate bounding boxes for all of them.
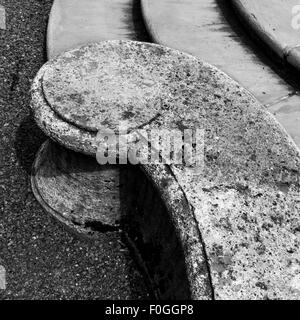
[139,164,213,300]
[138,81,300,299]
[43,42,166,132]
[31,140,122,233]
[31,63,97,155]
[31,40,300,299]
[122,164,212,299]
[43,0,153,240]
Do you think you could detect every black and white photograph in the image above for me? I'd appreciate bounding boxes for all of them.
[0,0,300,307]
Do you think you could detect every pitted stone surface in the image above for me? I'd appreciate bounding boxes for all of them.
[31,40,300,299]
[43,42,169,132]
[31,63,97,155]
[31,40,230,153]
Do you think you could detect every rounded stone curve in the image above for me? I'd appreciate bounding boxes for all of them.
[231,0,300,71]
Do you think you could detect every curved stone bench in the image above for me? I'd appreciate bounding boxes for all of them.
[31,40,300,299]
[141,0,300,149]
[47,0,148,59]
[232,0,300,71]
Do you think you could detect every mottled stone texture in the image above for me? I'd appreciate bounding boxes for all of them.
[31,40,300,299]
[31,141,122,232]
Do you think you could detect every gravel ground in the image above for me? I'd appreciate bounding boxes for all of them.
[0,0,150,300]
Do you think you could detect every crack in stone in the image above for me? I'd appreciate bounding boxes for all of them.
[202,183,250,194]
[136,112,162,130]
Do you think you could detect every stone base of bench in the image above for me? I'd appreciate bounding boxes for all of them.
[31,140,209,299]
[31,140,122,236]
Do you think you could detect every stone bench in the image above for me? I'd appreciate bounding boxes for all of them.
[31,40,300,300]
[232,0,300,71]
